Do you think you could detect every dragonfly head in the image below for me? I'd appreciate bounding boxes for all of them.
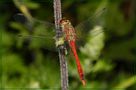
[60,18,71,27]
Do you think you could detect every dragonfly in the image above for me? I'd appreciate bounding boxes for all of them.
[13,8,106,86]
[60,18,86,85]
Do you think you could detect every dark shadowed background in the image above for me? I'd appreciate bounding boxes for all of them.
[0,0,136,89]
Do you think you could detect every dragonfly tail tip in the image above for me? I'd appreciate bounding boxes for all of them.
[82,80,86,86]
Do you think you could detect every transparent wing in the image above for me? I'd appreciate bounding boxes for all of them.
[14,13,56,51]
[14,13,55,35]
[75,7,107,47]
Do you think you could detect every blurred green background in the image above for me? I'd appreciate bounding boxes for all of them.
[0,0,136,90]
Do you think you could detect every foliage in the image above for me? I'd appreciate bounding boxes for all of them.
[0,0,136,90]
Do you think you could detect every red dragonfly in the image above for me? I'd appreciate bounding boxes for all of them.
[14,8,106,86]
[60,19,86,85]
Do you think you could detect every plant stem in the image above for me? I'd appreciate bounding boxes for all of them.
[53,0,69,90]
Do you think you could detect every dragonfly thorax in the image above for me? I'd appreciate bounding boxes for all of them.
[60,19,76,42]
